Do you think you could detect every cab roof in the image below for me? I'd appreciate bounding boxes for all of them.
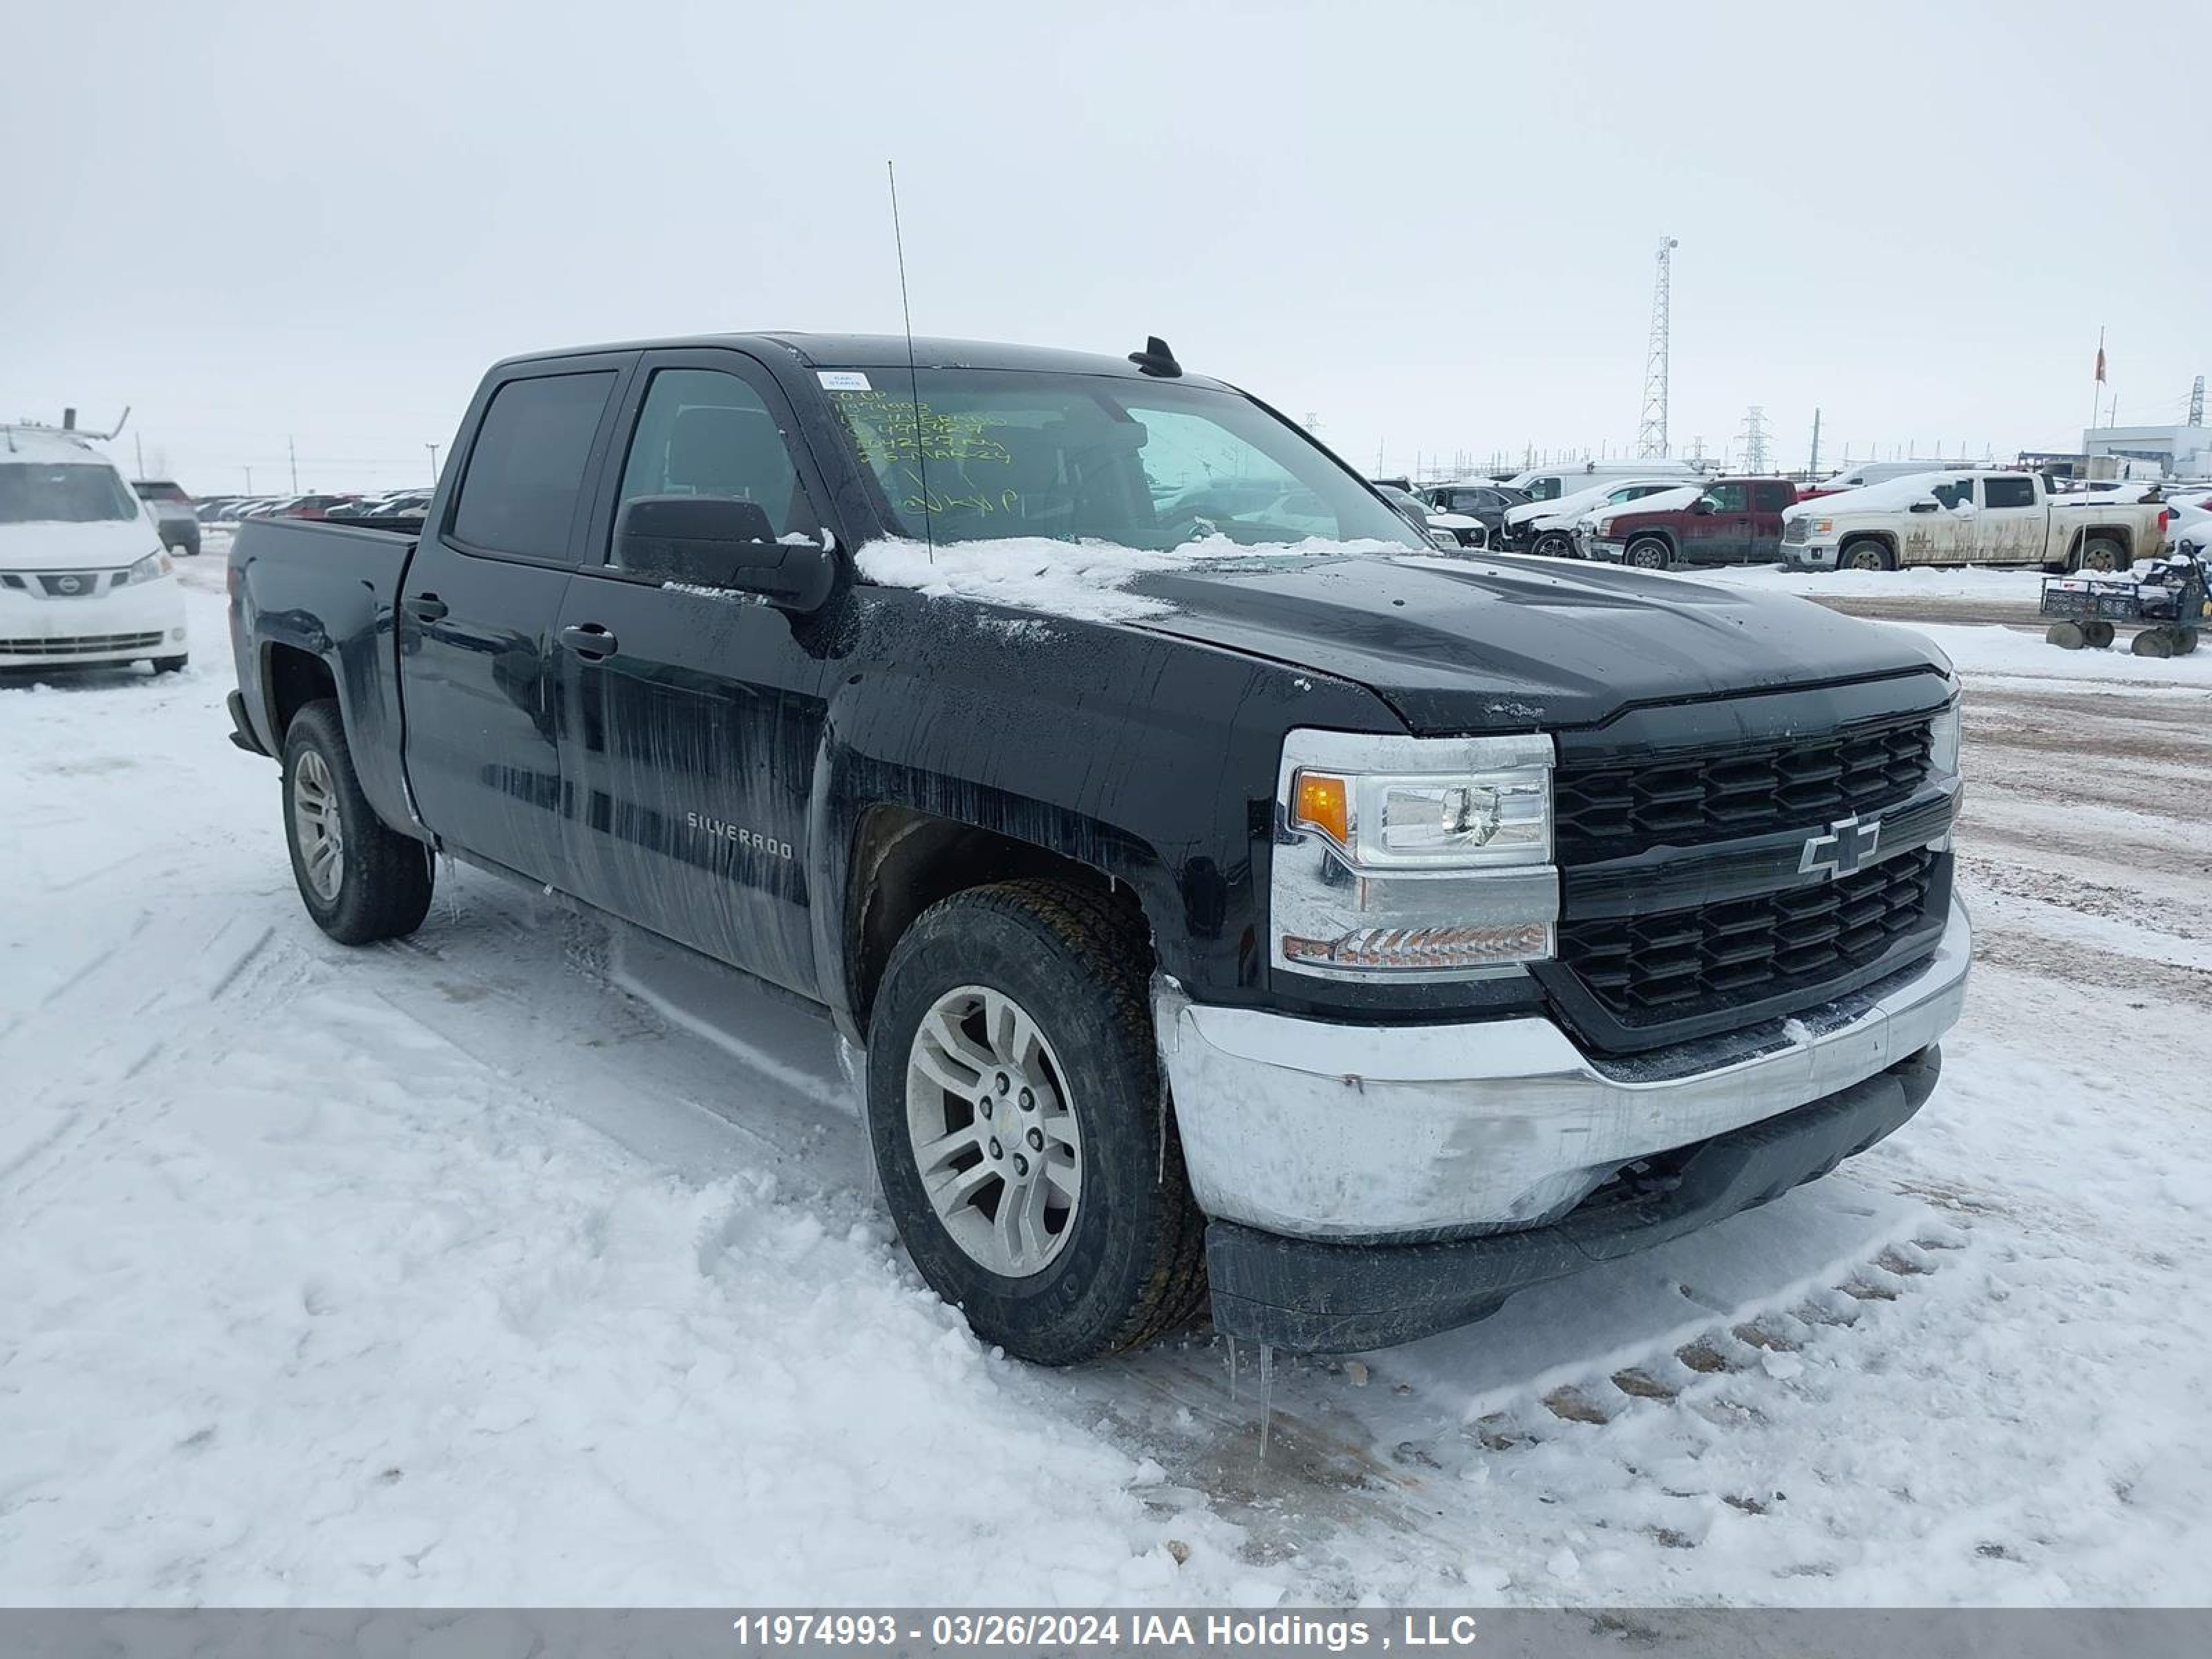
[497,332,1232,390]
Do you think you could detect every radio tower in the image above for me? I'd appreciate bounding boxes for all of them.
[1737,405,1772,471]
[1635,236,1678,458]
[2191,375,2206,427]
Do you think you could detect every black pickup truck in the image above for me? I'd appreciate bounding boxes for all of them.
[227,332,1971,1363]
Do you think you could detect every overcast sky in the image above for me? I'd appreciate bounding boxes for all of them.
[12,0,2209,492]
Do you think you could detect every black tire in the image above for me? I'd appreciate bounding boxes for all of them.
[1841,538,1894,572]
[2075,536,2128,574]
[1626,537,1671,570]
[2084,619,2116,650]
[2131,627,2175,659]
[2045,621,2086,650]
[280,699,434,945]
[865,879,1208,1365]
[151,655,188,674]
[1531,531,1573,559]
[2178,630,2200,656]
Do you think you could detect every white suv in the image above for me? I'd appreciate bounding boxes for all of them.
[1,427,189,673]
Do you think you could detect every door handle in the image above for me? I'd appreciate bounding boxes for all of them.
[404,592,449,623]
[560,623,619,660]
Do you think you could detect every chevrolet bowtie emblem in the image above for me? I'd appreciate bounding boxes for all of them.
[1800,814,1882,879]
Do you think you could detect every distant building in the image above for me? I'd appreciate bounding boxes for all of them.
[2080,424,2212,480]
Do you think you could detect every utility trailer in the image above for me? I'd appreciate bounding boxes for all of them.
[2042,552,2209,657]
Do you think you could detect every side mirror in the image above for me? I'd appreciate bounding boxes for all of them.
[1907,499,1938,514]
[614,496,836,612]
[1689,498,1714,515]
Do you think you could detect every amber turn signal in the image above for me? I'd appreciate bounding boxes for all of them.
[1292,771,1350,847]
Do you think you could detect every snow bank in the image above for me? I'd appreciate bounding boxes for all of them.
[855,534,1407,624]
[1873,619,2212,686]
[8,568,2212,1608]
[1687,563,2049,600]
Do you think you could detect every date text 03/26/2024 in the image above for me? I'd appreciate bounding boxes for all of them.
[726,1611,1483,1651]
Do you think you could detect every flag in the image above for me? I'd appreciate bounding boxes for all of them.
[2095,332,2107,384]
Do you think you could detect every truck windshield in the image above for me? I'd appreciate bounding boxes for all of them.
[0,462,141,525]
[821,368,1426,552]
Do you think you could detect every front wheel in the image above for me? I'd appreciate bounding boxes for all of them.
[1626,538,1671,570]
[281,700,434,944]
[1530,531,1573,559]
[866,879,1207,1365]
[1841,539,1895,572]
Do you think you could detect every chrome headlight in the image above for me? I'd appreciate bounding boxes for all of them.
[118,551,173,586]
[1273,729,1556,980]
[1929,700,1961,776]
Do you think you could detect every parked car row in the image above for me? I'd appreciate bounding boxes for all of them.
[194,489,435,525]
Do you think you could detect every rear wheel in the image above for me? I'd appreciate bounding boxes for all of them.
[281,700,434,944]
[1841,539,1894,572]
[866,879,1207,1365]
[2076,536,2129,574]
[1626,537,1671,570]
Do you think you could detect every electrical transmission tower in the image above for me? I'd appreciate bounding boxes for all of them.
[1635,236,1678,458]
[1737,405,1772,471]
[2191,375,2206,427]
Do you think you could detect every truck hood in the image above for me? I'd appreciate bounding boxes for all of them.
[1126,553,1951,733]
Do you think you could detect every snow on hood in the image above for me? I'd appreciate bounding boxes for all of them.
[1576,483,1702,525]
[1506,478,1685,527]
[1783,472,1957,521]
[0,514,162,572]
[854,534,1413,624]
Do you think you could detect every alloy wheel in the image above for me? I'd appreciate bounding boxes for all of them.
[904,985,1082,1277]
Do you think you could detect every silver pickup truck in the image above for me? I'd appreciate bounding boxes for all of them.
[1783,470,2171,573]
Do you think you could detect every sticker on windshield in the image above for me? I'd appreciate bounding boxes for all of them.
[817,371,872,391]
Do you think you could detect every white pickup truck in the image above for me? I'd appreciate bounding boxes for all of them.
[1781,469,2171,574]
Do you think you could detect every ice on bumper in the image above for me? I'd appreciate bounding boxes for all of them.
[1156,897,1970,1241]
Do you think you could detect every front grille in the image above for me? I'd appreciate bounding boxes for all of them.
[0,631,164,657]
[36,572,107,597]
[1554,713,1933,863]
[1783,517,1811,544]
[1559,847,1938,1023]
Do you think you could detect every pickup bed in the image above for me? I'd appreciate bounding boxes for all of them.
[227,331,1970,1361]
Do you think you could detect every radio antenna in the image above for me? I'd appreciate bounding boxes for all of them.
[886,160,932,561]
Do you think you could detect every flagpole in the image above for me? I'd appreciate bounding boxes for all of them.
[2088,326,2105,440]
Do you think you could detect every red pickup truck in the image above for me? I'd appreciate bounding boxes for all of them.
[1584,478,1801,568]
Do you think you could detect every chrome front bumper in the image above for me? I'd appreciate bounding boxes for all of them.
[1155,897,1971,1243]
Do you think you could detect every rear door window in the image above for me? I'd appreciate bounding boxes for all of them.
[1752,481,1794,511]
[1982,475,2035,509]
[452,371,619,557]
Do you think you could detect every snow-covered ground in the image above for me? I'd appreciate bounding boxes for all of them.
[5,557,2210,1606]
